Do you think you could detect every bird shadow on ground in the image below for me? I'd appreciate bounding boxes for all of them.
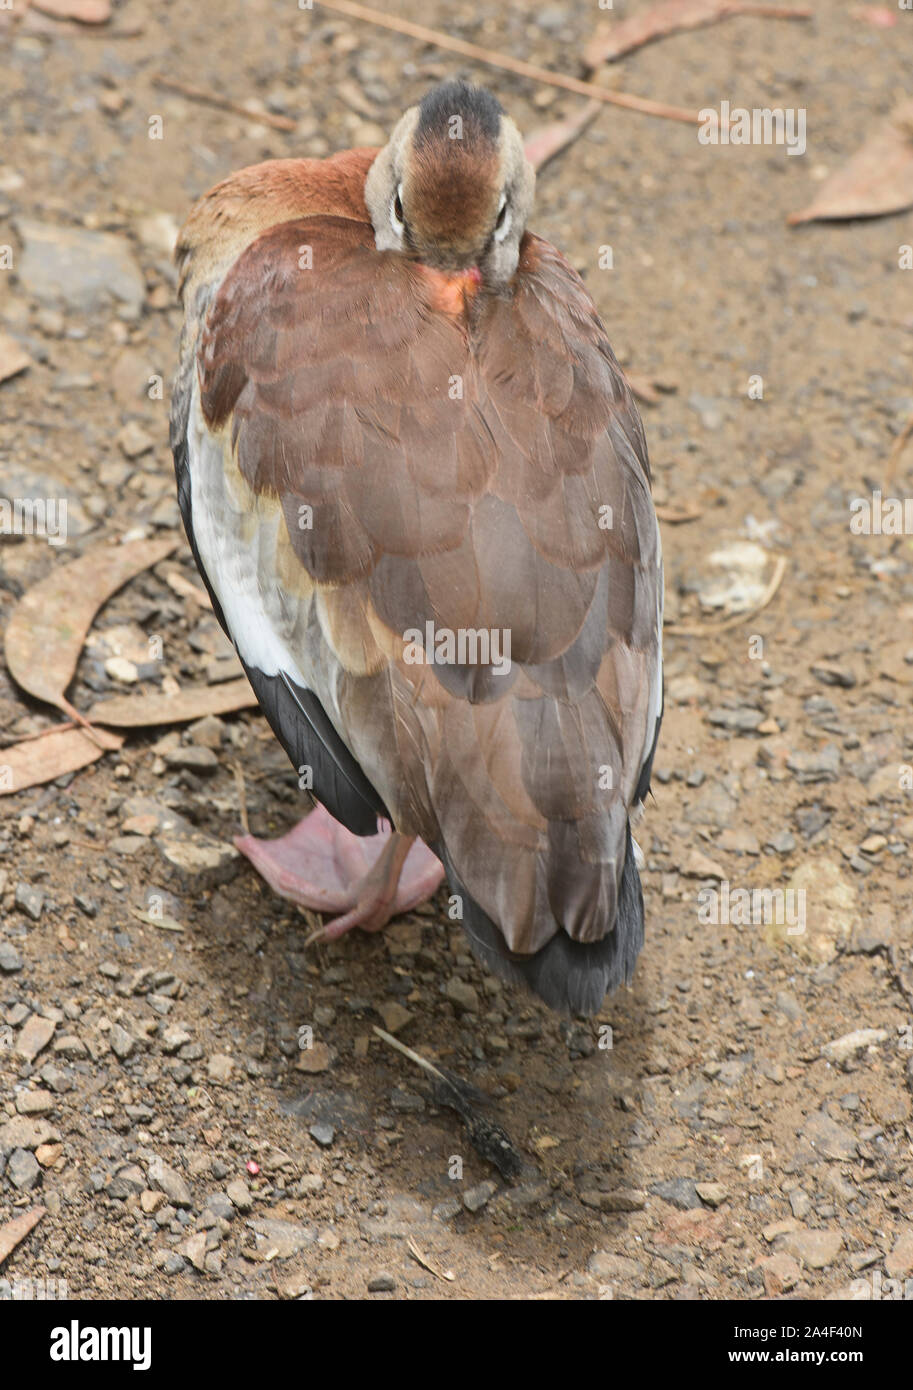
[181,864,660,1287]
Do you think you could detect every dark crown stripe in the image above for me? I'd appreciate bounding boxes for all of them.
[414,80,503,147]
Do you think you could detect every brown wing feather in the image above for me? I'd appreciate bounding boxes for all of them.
[194,214,660,965]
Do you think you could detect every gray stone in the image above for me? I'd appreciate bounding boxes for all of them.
[15,1089,54,1115]
[787,745,841,783]
[0,1116,59,1157]
[443,977,480,1013]
[0,941,23,972]
[649,1178,701,1210]
[160,1025,191,1055]
[432,1197,462,1222]
[800,1110,858,1161]
[580,1188,647,1212]
[695,1182,728,1208]
[588,1250,645,1281]
[163,746,219,774]
[108,1164,146,1199]
[206,1053,234,1084]
[707,707,763,734]
[247,1217,317,1258]
[7,1148,40,1191]
[203,1192,235,1221]
[309,1122,335,1148]
[811,663,856,689]
[109,1023,135,1060]
[367,1272,395,1292]
[14,883,44,920]
[16,219,145,319]
[388,1087,424,1114]
[779,1228,843,1269]
[226,1178,252,1212]
[157,835,239,892]
[462,1180,497,1212]
[775,991,802,1022]
[147,1155,192,1208]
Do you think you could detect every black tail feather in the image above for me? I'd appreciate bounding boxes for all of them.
[438,823,645,1017]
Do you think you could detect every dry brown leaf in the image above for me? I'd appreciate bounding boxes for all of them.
[4,535,177,720]
[585,0,810,67]
[524,100,602,172]
[32,0,111,22]
[789,99,913,224]
[0,725,123,795]
[0,333,32,384]
[656,502,705,523]
[87,678,256,727]
[0,1207,47,1266]
[627,372,662,406]
[318,0,703,126]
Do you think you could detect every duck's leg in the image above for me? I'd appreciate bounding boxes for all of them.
[234,803,444,938]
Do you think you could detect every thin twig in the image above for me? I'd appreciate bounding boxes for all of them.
[315,0,704,125]
[0,719,77,747]
[372,1026,526,1181]
[885,410,913,489]
[665,553,787,636]
[371,1025,448,1082]
[152,75,297,132]
[585,1,813,68]
[57,697,119,752]
[524,99,603,173]
[407,1237,455,1283]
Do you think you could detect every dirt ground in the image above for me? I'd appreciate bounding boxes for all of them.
[1,0,912,1303]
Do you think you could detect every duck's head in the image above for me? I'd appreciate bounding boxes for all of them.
[365,79,535,288]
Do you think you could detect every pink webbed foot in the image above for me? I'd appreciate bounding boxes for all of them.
[234,803,444,941]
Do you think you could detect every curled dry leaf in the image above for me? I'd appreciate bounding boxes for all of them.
[4,535,177,719]
[31,0,111,22]
[656,502,705,523]
[627,373,678,406]
[584,0,811,68]
[87,678,257,728]
[0,332,32,384]
[524,100,602,173]
[789,99,913,225]
[627,374,661,406]
[0,1207,47,1266]
[0,725,123,796]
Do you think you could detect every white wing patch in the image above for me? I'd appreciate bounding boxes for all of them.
[187,377,313,689]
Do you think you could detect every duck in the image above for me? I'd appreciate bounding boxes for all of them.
[170,79,663,1016]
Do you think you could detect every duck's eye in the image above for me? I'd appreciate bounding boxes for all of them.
[494,194,511,242]
[391,186,405,233]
